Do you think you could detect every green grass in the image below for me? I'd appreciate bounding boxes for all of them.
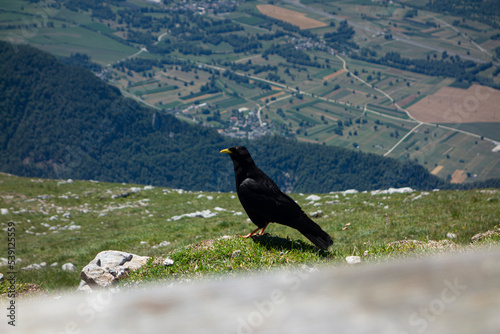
[0,173,499,294]
[233,16,265,26]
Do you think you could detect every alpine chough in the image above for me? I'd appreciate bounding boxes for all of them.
[221,146,333,249]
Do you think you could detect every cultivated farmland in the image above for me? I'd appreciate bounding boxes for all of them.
[407,85,500,124]
[257,4,328,30]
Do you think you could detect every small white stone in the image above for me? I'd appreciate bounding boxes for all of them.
[446,232,457,239]
[163,258,174,266]
[1,208,9,215]
[62,263,76,271]
[305,195,321,201]
[346,256,361,265]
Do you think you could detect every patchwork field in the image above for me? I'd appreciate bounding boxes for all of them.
[407,85,500,124]
[257,4,328,30]
[323,69,347,81]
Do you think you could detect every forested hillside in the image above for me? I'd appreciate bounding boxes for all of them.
[0,41,481,192]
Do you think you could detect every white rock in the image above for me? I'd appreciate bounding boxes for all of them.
[214,207,227,211]
[305,195,321,201]
[143,185,154,190]
[1,208,9,215]
[140,241,148,245]
[233,212,243,216]
[152,241,171,249]
[80,251,150,289]
[447,232,457,239]
[22,263,42,270]
[62,263,76,272]
[62,212,71,219]
[169,210,217,221]
[371,187,414,195]
[310,210,323,218]
[50,215,58,221]
[50,262,59,267]
[163,258,174,266]
[342,189,359,196]
[346,256,361,265]
[77,280,92,293]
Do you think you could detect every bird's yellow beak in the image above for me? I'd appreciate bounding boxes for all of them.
[220,148,231,154]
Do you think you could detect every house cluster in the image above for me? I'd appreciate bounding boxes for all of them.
[219,108,271,139]
[173,0,239,15]
[287,36,336,55]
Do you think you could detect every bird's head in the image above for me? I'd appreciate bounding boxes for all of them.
[220,146,256,172]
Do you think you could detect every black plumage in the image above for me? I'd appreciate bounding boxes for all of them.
[221,146,333,250]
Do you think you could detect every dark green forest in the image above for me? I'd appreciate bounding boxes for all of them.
[1,41,497,192]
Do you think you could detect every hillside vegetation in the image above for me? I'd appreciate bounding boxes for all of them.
[0,41,462,193]
[1,0,499,183]
[0,173,499,292]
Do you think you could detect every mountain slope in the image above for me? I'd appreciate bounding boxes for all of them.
[0,41,452,192]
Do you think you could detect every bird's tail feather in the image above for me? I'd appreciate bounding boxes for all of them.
[293,215,333,250]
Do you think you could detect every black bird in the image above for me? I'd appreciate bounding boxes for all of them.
[221,146,333,249]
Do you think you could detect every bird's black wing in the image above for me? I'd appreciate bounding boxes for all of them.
[237,171,303,225]
[238,170,333,249]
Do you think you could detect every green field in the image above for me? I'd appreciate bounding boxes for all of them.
[1,0,499,186]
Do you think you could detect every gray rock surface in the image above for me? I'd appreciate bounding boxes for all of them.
[8,250,500,334]
[80,250,150,289]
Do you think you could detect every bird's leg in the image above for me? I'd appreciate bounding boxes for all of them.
[257,223,269,236]
[239,226,263,238]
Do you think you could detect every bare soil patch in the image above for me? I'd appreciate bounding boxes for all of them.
[257,5,327,30]
[431,165,443,175]
[183,93,218,104]
[451,169,467,184]
[398,94,418,107]
[407,85,500,123]
[323,69,346,81]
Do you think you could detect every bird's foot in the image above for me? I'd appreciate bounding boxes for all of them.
[238,232,256,238]
[238,226,267,238]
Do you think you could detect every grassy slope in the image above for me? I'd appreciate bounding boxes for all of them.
[0,173,499,294]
